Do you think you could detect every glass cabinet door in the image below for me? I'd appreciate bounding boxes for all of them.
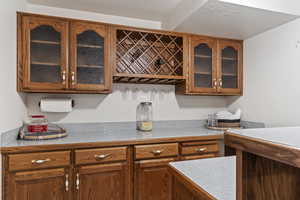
[22,16,68,90]
[219,41,242,94]
[70,22,110,91]
[190,38,217,93]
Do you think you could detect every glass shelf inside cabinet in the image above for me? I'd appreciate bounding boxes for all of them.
[30,25,62,83]
[221,47,238,88]
[194,43,212,88]
[77,30,104,84]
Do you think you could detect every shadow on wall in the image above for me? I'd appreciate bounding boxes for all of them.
[176,95,227,109]
[27,94,107,122]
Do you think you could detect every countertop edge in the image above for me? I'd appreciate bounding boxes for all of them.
[168,164,217,200]
[0,134,223,154]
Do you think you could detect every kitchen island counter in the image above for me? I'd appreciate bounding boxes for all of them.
[169,156,236,200]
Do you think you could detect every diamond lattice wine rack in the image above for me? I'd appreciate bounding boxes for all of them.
[113,28,186,84]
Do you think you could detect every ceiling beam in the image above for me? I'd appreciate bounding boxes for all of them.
[161,0,208,30]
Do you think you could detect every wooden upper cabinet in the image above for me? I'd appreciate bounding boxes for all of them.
[70,21,111,91]
[21,15,69,90]
[182,36,243,95]
[189,37,217,94]
[18,13,111,94]
[218,40,243,95]
[9,168,70,200]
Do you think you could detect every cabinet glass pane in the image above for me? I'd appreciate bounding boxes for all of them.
[194,44,212,88]
[30,25,61,83]
[77,30,104,85]
[221,47,238,88]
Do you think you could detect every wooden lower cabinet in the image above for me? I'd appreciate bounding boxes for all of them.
[75,163,129,200]
[9,168,70,200]
[3,140,221,200]
[134,158,175,200]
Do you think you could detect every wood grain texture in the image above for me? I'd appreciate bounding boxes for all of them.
[77,163,128,200]
[134,158,176,200]
[10,168,69,200]
[134,143,179,160]
[225,133,300,168]
[75,146,127,165]
[8,151,70,171]
[0,135,223,154]
[181,144,219,156]
[244,152,300,200]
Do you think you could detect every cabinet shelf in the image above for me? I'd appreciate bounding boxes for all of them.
[194,54,212,59]
[222,57,237,61]
[77,44,103,48]
[31,61,60,66]
[222,73,237,76]
[31,40,60,45]
[77,64,103,68]
[195,72,212,75]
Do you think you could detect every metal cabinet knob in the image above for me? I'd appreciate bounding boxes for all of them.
[151,150,164,155]
[94,154,111,160]
[31,158,51,164]
[196,148,207,153]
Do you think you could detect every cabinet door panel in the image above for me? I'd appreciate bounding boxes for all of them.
[70,22,111,91]
[135,158,175,200]
[22,16,68,90]
[77,163,129,200]
[190,37,217,93]
[218,40,243,95]
[10,168,69,200]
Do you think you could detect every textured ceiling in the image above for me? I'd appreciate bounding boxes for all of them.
[174,0,298,39]
[28,0,182,21]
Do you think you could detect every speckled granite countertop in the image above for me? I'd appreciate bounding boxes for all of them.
[0,120,264,150]
[170,156,236,200]
[227,127,300,149]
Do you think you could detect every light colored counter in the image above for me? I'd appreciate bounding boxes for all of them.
[170,156,236,200]
[228,127,300,149]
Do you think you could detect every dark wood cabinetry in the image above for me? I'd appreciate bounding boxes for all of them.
[75,163,129,200]
[2,138,221,200]
[9,168,70,200]
[18,13,111,94]
[134,159,175,200]
[17,12,243,96]
[180,36,243,95]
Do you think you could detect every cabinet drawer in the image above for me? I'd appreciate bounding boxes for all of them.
[181,154,218,161]
[75,147,127,165]
[135,143,178,160]
[181,143,219,156]
[8,151,70,171]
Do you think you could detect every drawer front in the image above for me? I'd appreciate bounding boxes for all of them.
[181,154,218,161]
[181,143,219,156]
[135,143,179,160]
[8,151,70,171]
[75,147,127,165]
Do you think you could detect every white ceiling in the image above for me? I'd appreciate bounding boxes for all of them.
[28,0,182,21]
[27,0,299,39]
[174,0,299,39]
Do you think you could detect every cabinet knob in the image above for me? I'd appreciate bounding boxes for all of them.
[31,158,51,164]
[94,154,111,160]
[61,71,66,84]
[195,147,207,153]
[213,79,217,89]
[71,72,76,85]
[151,150,164,155]
[219,79,223,88]
[65,174,69,192]
[76,173,80,190]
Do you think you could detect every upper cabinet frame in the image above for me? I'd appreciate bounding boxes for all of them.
[17,13,112,94]
[70,21,111,91]
[21,15,69,90]
[17,12,243,96]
